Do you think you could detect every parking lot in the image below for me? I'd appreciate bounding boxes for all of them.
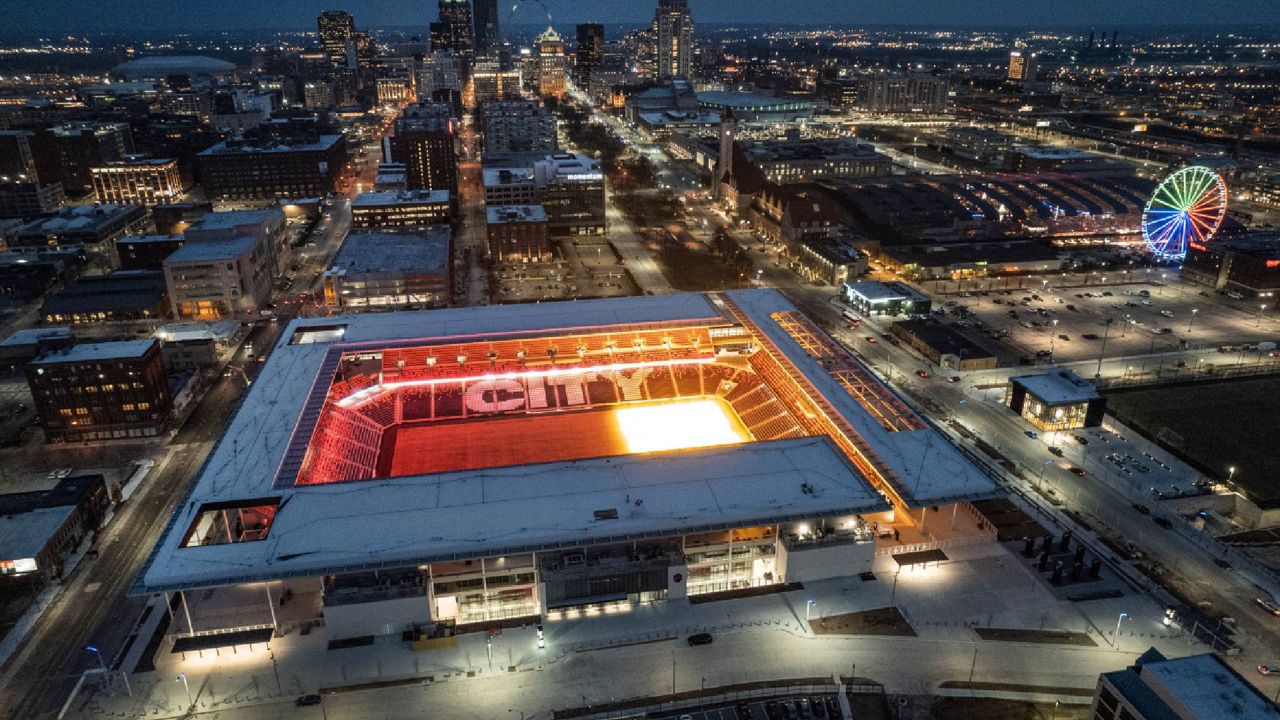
[653,694,844,720]
[492,239,637,304]
[936,278,1280,364]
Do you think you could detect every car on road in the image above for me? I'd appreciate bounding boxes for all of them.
[296,694,323,706]
[1258,665,1280,676]
[1132,504,1151,515]
[948,375,961,383]
[1074,436,1088,445]
[1152,516,1173,529]
[1069,467,1086,477]
[1023,430,1038,439]
[687,632,714,646]
[1048,447,1064,457]
[865,336,877,344]
[1257,597,1280,616]
[916,369,930,378]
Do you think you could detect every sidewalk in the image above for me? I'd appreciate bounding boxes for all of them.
[69,538,1204,719]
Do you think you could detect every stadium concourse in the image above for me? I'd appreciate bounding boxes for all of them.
[132,290,1000,648]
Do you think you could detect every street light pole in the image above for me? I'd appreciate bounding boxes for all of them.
[1113,612,1128,649]
[177,673,192,708]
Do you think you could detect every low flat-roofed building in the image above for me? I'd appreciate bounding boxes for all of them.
[486,204,550,262]
[483,166,538,206]
[891,319,998,372]
[373,163,407,191]
[12,204,149,257]
[636,110,722,139]
[943,127,1011,163]
[842,280,932,317]
[27,339,171,442]
[1006,368,1105,431]
[351,189,452,229]
[534,153,606,237]
[881,241,1065,281]
[1004,145,1129,174]
[323,228,451,309]
[40,269,170,325]
[790,238,868,286]
[152,202,211,235]
[697,91,814,123]
[155,320,241,371]
[1093,647,1279,720]
[115,234,185,270]
[1181,232,1280,300]
[740,138,892,184]
[163,234,274,320]
[90,156,185,205]
[0,474,109,585]
[0,327,74,372]
[0,248,81,300]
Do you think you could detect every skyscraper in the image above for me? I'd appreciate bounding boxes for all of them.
[1008,49,1038,83]
[536,27,567,101]
[472,0,501,59]
[317,11,356,66]
[652,0,693,80]
[436,0,474,67]
[574,23,604,90]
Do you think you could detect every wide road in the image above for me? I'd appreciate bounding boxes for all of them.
[0,320,284,720]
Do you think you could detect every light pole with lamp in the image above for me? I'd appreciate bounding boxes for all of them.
[806,599,816,621]
[85,645,131,697]
[1259,304,1268,328]
[1187,308,1198,333]
[1113,612,1128,649]
[1227,466,1236,491]
[177,673,193,708]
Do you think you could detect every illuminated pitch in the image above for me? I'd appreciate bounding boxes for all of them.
[614,399,751,454]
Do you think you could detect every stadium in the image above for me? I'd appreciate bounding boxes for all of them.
[136,290,999,643]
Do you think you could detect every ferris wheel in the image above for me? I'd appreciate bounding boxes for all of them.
[1142,166,1228,262]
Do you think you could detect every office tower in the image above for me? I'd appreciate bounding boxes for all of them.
[479,100,556,154]
[1008,49,1038,83]
[32,122,134,195]
[536,27,567,101]
[318,11,356,66]
[473,0,500,59]
[392,102,459,194]
[436,0,474,66]
[575,23,604,90]
[652,0,693,80]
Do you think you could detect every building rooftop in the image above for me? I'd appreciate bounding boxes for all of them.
[112,55,235,79]
[199,134,342,156]
[351,189,451,208]
[1102,648,1279,720]
[486,205,548,224]
[18,205,146,236]
[844,280,929,304]
[185,208,282,232]
[0,506,78,562]
[32,339,156,365]
[892,320,995,362]
[724,289,999,507]
[483,167,537,187]
[1010,368,1101,405]
[164,235,259,263]
[698,91,812,111]
[0,327,73,348]
[328,230,451,276]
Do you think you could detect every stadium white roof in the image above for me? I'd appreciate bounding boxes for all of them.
[135,290,995,594]
[137,437,887,592]
[725,289,999,506]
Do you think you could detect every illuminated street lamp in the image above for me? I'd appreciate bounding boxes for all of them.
[1187,308,1198,333]
[1113,612,1128,650]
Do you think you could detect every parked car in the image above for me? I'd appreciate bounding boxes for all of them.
[948,376,961,383]
[1075,436,1089,445]
[1132,504,1151,515]
[296,695,323,706]
[1258,665,1280,676]
[1024,430,1038,439]
[1152,516,1173,529]
[1048,447,1064,457]
[687,632,714,646]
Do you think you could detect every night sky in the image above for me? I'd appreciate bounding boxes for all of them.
[6,0,1279,33]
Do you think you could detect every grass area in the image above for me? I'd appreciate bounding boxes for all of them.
[928,696,1090,720]
[811,607,917,637]
[1104,377,1280,505]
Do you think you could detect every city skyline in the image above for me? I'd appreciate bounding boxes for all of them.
[5,0,1280,34]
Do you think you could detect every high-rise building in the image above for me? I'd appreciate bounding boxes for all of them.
[536,27,567,101]
[473,59,522,104]
[318,11,356,66]
[480,100,557,155]
[652,0,693,80]
[415,51,463,99]
[854,74,950,113]
[472,0,501,59]
[1008,49,1038,83]
[32,122,135,196]
[574,23,604,90]
[435,0,474,67]
[392,102,459,194]
[0,130,38,182]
